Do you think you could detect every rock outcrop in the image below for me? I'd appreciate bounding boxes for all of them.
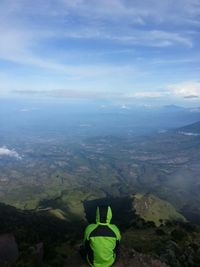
[64,248,169,267]
[0,234,19,266]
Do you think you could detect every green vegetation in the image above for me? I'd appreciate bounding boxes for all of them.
[1,128,200,265]
[133,193,186,226]
[1,201,200,267]
[1,132,200,224]
[122,222,200,267]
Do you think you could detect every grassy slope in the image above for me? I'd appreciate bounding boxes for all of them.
[0,198,200,267]
[133,193,186,226]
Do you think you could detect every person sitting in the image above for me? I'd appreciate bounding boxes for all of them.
[83,205,121,267]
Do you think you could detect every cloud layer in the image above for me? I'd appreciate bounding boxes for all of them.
[168,81,200,98]
[0,0,200,105]
[0,147,21,159]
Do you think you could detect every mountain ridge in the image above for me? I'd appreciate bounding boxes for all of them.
[177,120,200,134]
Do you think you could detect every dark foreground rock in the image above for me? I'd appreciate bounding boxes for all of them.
[32,242,44,267]
[64,248,170,267]
[0,234,19,266]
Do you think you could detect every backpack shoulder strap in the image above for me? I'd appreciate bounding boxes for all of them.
[84,224,98,241]
[108,224,121,241]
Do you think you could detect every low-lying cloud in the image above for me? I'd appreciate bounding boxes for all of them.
[13,89,119,99]
[13,80,200,103]
[125,91,166,98]
[0,147,22,159]
[167,81,200,98]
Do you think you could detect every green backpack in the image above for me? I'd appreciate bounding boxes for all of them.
[84,206,121,267]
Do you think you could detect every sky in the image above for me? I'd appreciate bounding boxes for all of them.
[0,0,200,106]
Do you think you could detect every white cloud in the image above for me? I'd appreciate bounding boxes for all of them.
[122,81,200,100]
[126,81,200,100]
[61,0,200,26]
[0,147,22,159]
[121,104,130,109]
[63,28,192,48]
[125,91,167,98]
[0,0,195,72]
[20,108,30,112]
[0,0,199,98]
[167,81,200,98]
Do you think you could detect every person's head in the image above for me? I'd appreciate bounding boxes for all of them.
[96,205,112,224]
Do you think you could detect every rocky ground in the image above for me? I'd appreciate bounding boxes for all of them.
[64,248,170,267]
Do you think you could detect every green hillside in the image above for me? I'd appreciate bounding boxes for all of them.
[133,194,186,226]
[1,200,200,267]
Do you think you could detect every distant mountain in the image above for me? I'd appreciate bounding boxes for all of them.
[163,104,185,110]
[178,121,200,134]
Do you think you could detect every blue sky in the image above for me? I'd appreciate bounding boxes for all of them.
[0,0,200,105]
